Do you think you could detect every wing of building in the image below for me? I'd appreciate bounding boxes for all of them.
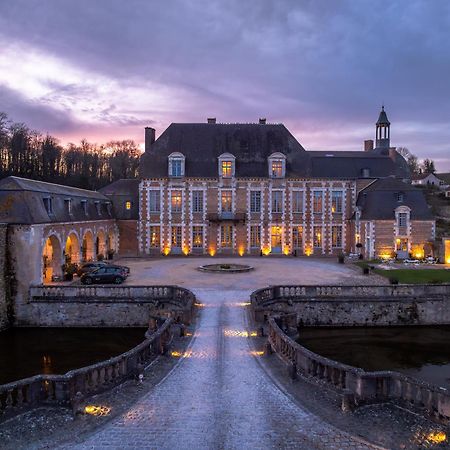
[137,109,434,259]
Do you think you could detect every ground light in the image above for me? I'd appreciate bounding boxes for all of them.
[84,405,111,416]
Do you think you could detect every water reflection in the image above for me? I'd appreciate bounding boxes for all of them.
[298,326,450,388]
[0,327,146,385]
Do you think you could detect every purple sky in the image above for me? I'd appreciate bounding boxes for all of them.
[1,0,450,170]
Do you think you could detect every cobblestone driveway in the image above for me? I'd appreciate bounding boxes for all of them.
[67,286,376,450]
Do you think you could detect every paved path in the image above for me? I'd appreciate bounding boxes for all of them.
[67,287,376,450]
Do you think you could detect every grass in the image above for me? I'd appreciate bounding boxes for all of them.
[373,268,450,284]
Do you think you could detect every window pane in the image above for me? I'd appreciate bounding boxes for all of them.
[331,191,343,214]
[313,191,323,213]
[192,191,203,213]
[221,225,233,247]
[192,226,203,248]
[272,191,282,213]
[171,191,182,212]
[221,161,233,178]
[292,226,303,248]
[221,191,232,212]
[149,226,160,248]
[271,161,283,178]
[292,191,303,213]
[332,226,342,247]
[250,191,261,213]
[149,191,160,212]
[313,226,322,248]
[171,159,182,177]
[171,226,182,247]
[250,225,261,247]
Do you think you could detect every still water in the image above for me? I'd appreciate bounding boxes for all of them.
[0,327,146,385]
[298,326,450,388]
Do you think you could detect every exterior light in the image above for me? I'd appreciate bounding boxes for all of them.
[250,350,264,357]
[238,245,245,256]
[261,246,271,256]
[208,246,216,256]
[426,431,446,443]
[182,246,190,256]
[283,247,290,256]
[84,405,111,416]
[305,246,313,256]
[163,247,171,256]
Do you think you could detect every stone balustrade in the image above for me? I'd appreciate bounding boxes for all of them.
[25,285,196,327]
[0,316,173,421]
[267,313,450,424]
[251,284,450,325]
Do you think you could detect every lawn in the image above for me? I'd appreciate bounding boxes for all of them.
[368,267,450,284]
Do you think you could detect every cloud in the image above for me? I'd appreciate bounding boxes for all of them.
[0,0,449,169]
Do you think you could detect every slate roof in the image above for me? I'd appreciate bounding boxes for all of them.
[0,176,113,224]
[436,173,450,184]
[99,179,139,220]
[140,123,311,178]
[356,178,434,220]
[376,106,390,125]
[140,122,410,180]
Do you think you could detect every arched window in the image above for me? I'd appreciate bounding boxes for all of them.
[218,153,236,178]
[168,152,185,177]
[268,152,286,178]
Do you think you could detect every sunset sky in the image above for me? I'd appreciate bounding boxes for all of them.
[1,0,449,169]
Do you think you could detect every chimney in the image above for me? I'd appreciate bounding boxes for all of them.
[259,118,266,124]
[364,140,374,152]
[207,118,216,124]
[145,127,156,151]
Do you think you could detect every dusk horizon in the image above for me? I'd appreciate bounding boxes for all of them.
[1,0,450,170]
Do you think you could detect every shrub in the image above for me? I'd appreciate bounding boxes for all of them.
[389,277,399,285]
[363,267,370,275]
[338,254,345,264]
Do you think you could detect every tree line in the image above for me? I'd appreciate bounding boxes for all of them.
[0,112,141,190]
[396,147,436,176]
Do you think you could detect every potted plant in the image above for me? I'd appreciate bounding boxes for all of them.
[107,249,115,260]
[62,263,78,281]
[338,253,345,264]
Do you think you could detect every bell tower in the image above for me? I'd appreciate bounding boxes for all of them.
[375,105,390,149]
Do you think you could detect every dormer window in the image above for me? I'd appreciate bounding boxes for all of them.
[396,192,404,202]
[168,152,185,177]
[64,198,72,214]
[125,201,132,210]
[95,200,102,216]
[268,152,286,178]
[218,153,235,178]
[81,199,88,215]
[361,168,370,178]
[43,197,53,214]
[106,202,112,216]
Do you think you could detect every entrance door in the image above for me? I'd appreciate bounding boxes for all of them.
[271,226,282,253]
[171,226,182,254]
[397,238,409,259]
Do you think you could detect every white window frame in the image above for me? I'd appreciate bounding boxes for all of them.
[331,225,343,248]
[218,153,236,178]
[312,191,323,214]
[268,152,286,178]
[250,225,261,248]
[250,190,261,213]
[192,190,204,213]
[168,152,185,178]
[271,190,283,213]
[292,190,304,213]
[148,189,161,213]
[331,191,343,214]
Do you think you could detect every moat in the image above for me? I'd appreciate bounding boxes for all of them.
[298,325,450,388]
[0,327,146,385]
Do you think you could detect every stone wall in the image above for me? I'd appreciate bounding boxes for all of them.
[117,220,139,256]
[252,284,450,326]
[0,224,9,330]
[22,285,195,327]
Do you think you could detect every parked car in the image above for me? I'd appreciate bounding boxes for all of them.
[77,261,108,277]
[80,266,127,285]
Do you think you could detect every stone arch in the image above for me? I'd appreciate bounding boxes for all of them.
[65,231,81,264]
[82,229,95,262]
[42,234,63,283]
[96,228,107,260]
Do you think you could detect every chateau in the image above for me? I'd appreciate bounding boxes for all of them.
[137,108,434,259]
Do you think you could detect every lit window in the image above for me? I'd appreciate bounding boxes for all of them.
[171,226,182,247]
[250,225,261,247]
[125,201,131,210]
[192,226,203,248]
[361,168,370,178]
[332,226,342,248]
[171,191,182,212]
[292,226,303,248]
[149,190,160,212]
[271,161,283,178]
[331,191,343,214]
[268,152,286,178]
[313,226,322,248]
[192,191,204,213]
[221,225,233,247]
[149,226,160,248]
[292,191,303,213]
[313,191,323,213]
[221,161,233,178]
[250,191,261,213]
[272,191,283,213]
[221,191,232,213]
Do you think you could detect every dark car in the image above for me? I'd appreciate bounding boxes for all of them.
[77,261,108,277]
[80,266,127,285]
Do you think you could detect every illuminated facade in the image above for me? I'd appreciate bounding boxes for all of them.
[138,110,435,258]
